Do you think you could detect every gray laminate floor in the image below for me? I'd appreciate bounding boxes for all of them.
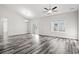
[0,34,79,54]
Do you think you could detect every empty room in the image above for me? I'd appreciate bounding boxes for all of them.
[0,4,79,54]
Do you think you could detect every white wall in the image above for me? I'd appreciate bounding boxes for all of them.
[0,6,28,36]
[39,11,77,39]
[0,18,3,35]
[78,7,79,40]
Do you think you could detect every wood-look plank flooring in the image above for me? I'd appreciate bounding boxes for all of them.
[0,34,79,54]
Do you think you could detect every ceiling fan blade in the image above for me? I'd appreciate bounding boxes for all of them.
[53,10,58,12]
[52,6,57,10]
[44,8,49,10]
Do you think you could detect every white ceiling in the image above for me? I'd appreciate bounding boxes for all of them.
[2,4,79,19]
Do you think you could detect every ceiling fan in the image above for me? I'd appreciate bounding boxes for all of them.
[43,4,58,15]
